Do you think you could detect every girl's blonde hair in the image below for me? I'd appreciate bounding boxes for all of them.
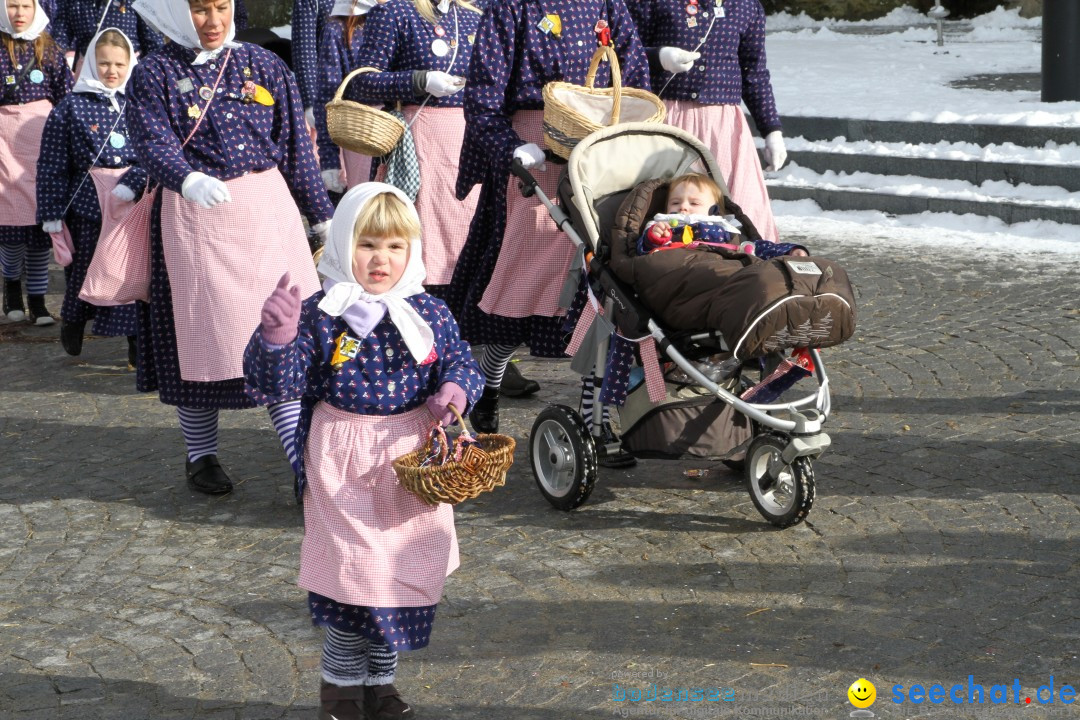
[668,172,725,213]
[412,0,481,25]
[353,191,421,243]
[95,29,131,57]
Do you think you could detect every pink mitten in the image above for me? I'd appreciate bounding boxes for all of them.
[260,273,302,345]
[425,382,468,427]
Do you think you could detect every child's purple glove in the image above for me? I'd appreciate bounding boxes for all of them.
[426,382,468,427]
[260,273,302,346]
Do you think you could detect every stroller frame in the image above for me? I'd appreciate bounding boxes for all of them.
[517,123,832,527]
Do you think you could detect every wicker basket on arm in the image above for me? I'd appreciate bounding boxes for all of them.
[325,66,406,157]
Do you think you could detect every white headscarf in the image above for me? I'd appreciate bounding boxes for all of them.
[0,0,49,41]
[130,0,240,65]
[317,183,434,363]
[330,0,378,16]
[72,28,137,111]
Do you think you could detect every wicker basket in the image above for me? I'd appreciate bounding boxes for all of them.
[542,44,666,160]
[393,405,515,506]
[325,66,405,157]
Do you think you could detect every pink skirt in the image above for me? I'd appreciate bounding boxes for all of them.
[160,168,321,382]
[479,109,574,318]
[0,100,52,227]
[663,101,779,242]
[401,105,480,286]
[299,402,459,607]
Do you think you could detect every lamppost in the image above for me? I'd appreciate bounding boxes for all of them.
[1043,0,1080,101]
[927,0,949,47]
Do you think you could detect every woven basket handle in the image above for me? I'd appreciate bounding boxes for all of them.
[584,44,622,126]
[334,66,404,112]
[333,66,385,103]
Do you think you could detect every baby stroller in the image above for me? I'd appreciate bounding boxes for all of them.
[513,123,856,528]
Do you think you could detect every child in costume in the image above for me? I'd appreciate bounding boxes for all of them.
[0,0,71,324]
[638,173,806,258]
[244,183,482,720]
[37,27,146,362]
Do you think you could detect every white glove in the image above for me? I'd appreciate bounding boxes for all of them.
[424,71,465,98]
[763,130,787,172]
[310,220,331,247]
[42,219,63,234]
[659,47,700,75]
[181,171,232,209]
[513,142,547,171]
[322,169,346,194]
[305,107,316,127]
[111,184,136,202]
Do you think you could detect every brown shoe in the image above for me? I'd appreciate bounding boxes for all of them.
[319,680,364,720]
[364,684,414,719]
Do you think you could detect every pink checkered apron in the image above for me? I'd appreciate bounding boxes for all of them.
[160,168,320,382]
[400,105,480,285]
[299,402,459,607]
[0,100,52,226]
[89,166,134,241]
[478,109,574,318]
[663,101,779,242]
[342,149,371,190]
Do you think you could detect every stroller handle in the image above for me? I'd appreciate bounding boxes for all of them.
[509,157,539,196]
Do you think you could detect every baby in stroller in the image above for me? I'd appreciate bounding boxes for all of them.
[638,173,807,259]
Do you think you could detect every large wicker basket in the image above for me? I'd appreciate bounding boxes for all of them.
[542,44,666,160]
[393,405,515,506]
[325,66,405,157]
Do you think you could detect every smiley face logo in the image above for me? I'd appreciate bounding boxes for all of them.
[848,678,877,708]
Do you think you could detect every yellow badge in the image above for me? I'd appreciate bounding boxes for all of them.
[538,13,562,38]
[252,84,275,106]
[187,104,201,118]
[243,66,252,77]
[330,332,362,370]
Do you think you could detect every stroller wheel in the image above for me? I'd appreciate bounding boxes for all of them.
[744,435,815,528]
[530,405,597,511]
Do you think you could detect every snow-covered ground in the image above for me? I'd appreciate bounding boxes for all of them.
[763,6,1080,252]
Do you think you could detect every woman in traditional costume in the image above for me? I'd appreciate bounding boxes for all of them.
[626,0,786,240]
[449,0,650,432]
[127,0,333,495]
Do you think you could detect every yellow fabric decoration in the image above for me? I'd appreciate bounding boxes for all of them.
[252,84,274,106]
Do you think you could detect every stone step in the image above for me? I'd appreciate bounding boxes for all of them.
[777,116,1080,149]
[786,151,1080,193]
[767,184,1080,226]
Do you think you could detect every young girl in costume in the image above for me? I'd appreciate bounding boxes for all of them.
[346,0,485,299]
[37,27,147,362]
[244,183,482,720]
[0,0,71,324]
[626,0,786,241]
[127,0,333,495]
[314,0,376,196]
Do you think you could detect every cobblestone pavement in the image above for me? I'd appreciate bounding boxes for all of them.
[1,235,1077,720]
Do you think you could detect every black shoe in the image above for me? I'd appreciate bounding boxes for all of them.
[596,423,637,469]
[319,680,364,720]
[500,361,541,398]
[185,454,233,495]
[60,320,86,356]
[363,684,413,720]
[469,385,500,434]
[3,278,24,322]
[26,295,54,326]
[126,335,137,370]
